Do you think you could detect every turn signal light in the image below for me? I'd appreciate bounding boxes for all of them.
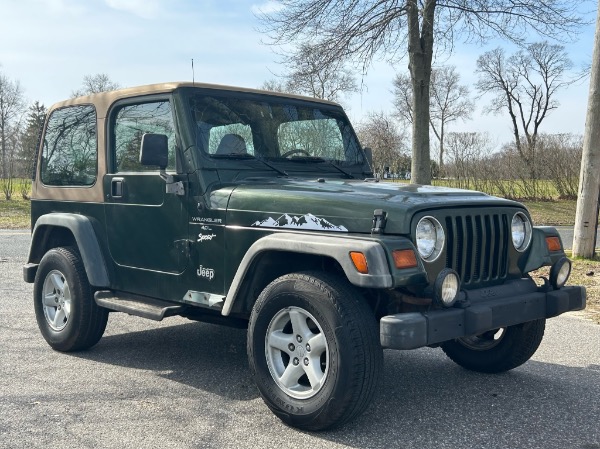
[392,249,418,269]
[350,252,369,274]
[546,236,562,252]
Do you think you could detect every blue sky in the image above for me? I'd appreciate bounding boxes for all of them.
[0,0,596,148]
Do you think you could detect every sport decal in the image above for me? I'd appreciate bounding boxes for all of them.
[197,233,217,242]
[251,213,347,232]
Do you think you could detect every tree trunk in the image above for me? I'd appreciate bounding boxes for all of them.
[1,121,6,179]
[573,2,600,258]
[439,122,444,175]
[407,0,435,185]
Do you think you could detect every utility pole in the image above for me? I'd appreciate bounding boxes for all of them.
[573,2,600,258]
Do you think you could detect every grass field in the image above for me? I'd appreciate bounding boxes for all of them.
[0,196,31,229]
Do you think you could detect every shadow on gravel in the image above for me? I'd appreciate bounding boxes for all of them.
[71,320,257,401]
[71,319,599,449]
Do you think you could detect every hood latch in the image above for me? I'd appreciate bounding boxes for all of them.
[371,209,388,234]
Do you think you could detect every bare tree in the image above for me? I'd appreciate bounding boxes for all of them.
[263,44,358,102]
[394,65,473,172]
[71,73,120,98]
[0,69,26,180]
[260,78,293,94]
[476,42,577,194]
[444,132,492,190]
[17,101,46,198]
[258,0,586,185]
[539,133,582,200]
[355,111,409,177]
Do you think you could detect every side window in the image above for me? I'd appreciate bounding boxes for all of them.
[41,105,97,186]
[207,123,254,155]
[113,101,176,172]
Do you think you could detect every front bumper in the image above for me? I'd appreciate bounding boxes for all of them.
[380,280,586,350]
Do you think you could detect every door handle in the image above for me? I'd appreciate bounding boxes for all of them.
[111,177,125,198]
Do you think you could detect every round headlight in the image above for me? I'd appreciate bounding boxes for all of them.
[416,216,445,262]
[511,212,532,252]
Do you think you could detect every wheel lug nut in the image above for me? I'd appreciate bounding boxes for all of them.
[293,358,299,366]
[304,358,309,366]
[288,343,295,351]
[306,344,311,352]
[296,335,302,343]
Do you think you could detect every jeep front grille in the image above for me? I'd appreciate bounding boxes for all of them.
[444,213,509,285]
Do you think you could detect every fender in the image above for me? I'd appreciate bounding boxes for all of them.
[24,213,110,287]
[521,226,566,273]
[221,232,393,316]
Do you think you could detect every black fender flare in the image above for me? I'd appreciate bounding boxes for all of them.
[221,232,393,316]
[25,213,110,287]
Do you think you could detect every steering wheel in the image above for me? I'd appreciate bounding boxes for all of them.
[281,149,311,158]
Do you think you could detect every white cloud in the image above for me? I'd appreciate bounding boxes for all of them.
[104,0,162,19]
[251,0,283,15]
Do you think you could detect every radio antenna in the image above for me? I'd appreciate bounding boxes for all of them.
[191,58,195,84]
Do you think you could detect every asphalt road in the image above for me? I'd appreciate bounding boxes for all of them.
[1,232,599,449]
[555,226,600,250]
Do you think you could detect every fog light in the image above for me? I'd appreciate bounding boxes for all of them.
[550,257,571,289]
[433,268,460,307]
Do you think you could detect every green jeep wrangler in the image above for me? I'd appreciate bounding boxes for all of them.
[24,82,586,430]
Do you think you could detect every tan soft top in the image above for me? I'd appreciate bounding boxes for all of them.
[49,81,339,118]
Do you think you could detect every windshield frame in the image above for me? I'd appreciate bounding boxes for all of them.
[179,87,370,177]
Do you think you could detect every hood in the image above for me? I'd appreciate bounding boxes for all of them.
[223,178,523,235]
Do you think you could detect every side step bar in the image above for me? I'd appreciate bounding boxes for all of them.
[94,290,186,321]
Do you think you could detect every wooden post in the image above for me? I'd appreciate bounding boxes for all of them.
[573,1,600,258]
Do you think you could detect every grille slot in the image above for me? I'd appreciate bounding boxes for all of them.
[445,213,509,285]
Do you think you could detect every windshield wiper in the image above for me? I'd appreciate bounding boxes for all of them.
[211,153,288,176]
[285,156,355,179]
[211,153,256,159]
[323,160,355,179]
[256,156,288,176]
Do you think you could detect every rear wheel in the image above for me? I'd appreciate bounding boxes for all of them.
[441,319,546,373]
[33,247,108,352]
[247,272,382,430]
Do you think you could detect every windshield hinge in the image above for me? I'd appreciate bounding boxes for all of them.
[371,209,388,234]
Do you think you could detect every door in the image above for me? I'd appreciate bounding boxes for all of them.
[104,98,188,297]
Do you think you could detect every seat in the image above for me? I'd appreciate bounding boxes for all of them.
[215,133,247,155]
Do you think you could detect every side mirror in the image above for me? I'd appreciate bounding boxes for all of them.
[139,133,184,196]
[363,147,373,169]
[139,133,168,169]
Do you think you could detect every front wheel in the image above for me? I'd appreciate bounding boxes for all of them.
[441,319,546,373]
[33,247,109,352]
[247,272,382,430]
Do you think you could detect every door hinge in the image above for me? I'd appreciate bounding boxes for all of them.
[166,180,185,195]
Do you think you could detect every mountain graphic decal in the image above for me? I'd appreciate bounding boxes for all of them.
[251,213,348,232]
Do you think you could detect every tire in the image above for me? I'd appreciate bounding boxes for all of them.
[33,247,109,352]
[441,319,546,373]
[247,271,382,431]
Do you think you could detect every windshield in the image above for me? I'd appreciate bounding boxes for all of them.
[188,92,365,167]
